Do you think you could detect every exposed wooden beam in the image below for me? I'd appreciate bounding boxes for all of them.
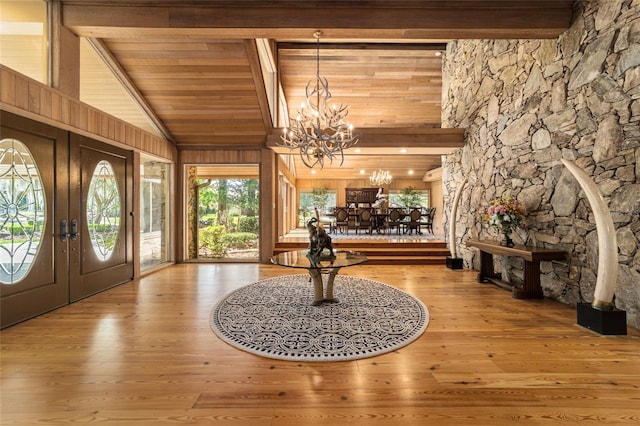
[244,39,274,133]
[50,1,80,98]
[277,42,449,51]
[61,1,575,40]
[267,127,465,154]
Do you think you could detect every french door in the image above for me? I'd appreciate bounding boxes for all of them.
[0,113,133,328]
[69,133,134,301]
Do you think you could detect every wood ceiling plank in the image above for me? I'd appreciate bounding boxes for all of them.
[104,38,267,146]
[279,44,444,129]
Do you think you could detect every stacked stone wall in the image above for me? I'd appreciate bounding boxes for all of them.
[442,0,640,328]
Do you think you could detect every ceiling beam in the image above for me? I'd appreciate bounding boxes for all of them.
[244,39,274,133]
[267,127,465,154]
[61,1,575,40]
[277,42,449,51]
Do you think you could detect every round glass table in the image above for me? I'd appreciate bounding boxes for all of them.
[270,249,367,306]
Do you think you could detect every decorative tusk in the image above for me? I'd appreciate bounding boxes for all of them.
[448,177,468,259]
[561,159,618,310]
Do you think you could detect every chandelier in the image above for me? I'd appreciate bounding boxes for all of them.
[370,169,393,186]
[279,31,358,169]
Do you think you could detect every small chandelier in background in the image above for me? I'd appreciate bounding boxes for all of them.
[370,169,392,186]
[279,30,358,169]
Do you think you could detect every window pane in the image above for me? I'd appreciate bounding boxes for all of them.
[0,0,48,84]
[140,157,171,270]
[389,188,430,209]
[87,160,121,261]
[197,177,260,261]
[298,189,336,226]
[0,138,46,284]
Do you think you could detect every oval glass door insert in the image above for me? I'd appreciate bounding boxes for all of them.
[0,138,46,284]
[87,160,121,261]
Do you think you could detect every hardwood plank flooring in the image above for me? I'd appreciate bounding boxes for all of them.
[1,264,639,425]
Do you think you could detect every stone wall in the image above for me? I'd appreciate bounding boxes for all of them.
[442,0,640,328]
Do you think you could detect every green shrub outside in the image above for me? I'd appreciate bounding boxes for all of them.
[88,224,115,233]
[238,216,259,233]
[223,232,258,249]
[199,225,228,257]
[2,223,36,236]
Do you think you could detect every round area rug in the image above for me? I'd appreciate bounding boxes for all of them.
[210,275,429,361]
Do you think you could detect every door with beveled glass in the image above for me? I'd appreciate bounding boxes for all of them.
[69,134,133,301]
[0,114,69,328]
[1,114,134,328]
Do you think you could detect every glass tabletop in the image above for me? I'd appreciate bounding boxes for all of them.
[270,249,367,270]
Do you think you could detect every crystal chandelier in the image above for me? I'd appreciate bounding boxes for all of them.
[279,31,358,169]
[370,169,393,186]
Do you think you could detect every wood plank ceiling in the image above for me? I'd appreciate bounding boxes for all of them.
[62,0,575,180]
[102,38,267,146]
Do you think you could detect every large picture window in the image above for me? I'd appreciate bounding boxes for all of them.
[298,189,336,226]
[186,164,260,262]
[388,188,430,209]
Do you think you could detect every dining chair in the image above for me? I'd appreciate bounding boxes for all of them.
[355,207,374,234]
[334,207,349,234]
[314,207,336,234]
[423,207,436,233]
[404,207,423,235]
[387,208,403,235]
[372,209,388,234]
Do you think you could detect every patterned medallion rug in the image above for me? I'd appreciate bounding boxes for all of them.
[210,275,429,362]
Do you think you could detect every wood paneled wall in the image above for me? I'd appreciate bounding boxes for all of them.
[0,65,176,161]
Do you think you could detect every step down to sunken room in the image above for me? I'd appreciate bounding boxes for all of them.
[273,240,451,265]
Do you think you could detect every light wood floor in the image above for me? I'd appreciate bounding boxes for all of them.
[1,264,639,425]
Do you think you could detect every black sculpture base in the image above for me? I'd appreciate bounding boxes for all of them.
[446,256,464,270]
[577,303,627,335]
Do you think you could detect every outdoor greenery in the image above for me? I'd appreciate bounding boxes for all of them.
[199,224,228,257]
[223,232,258,249]
[391,187,430,208]
[298,188,336,226]
[197,178,259,258]
[2,223,37,236]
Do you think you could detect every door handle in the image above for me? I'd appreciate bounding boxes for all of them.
[60,220,68,241]
[70,219,78,240]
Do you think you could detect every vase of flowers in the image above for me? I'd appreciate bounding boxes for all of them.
[484,195,526,247]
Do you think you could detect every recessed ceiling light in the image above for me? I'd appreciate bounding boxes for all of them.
[355,148,361,153]
[435,51,442,57]
[311,170,316,175]
[408,170,414,175]
[360,169,365,175]
[400,149,407,153]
